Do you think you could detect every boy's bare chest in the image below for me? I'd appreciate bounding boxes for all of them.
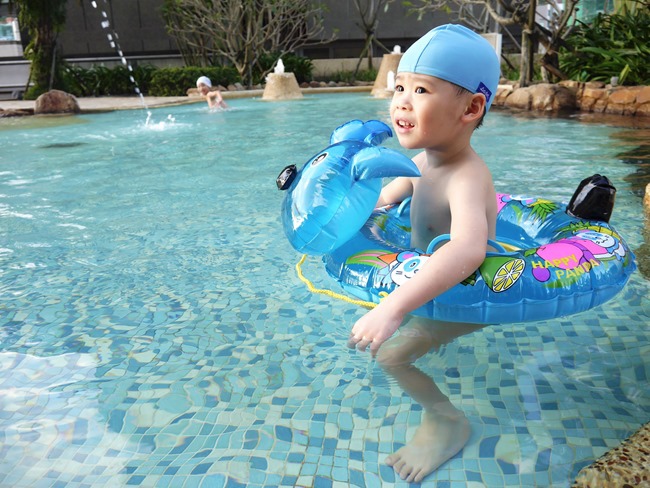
[410,178,451,248]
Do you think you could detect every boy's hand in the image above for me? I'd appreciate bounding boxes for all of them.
[348,304,404,356]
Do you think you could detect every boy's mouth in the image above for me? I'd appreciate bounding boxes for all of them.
[396,119,414,129]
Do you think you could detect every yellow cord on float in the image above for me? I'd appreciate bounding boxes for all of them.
[295,254,386,308]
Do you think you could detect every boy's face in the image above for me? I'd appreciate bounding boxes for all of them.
[390,72,472,150]
[198,84,210,95]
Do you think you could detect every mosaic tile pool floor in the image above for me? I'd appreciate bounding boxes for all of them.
[1,293,647,488]
[1,96,648,487]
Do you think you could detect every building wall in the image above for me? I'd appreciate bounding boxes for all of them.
[58,0,178,59]
[54,0,449,63]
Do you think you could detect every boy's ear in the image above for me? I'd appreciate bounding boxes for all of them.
[462,93,486,124]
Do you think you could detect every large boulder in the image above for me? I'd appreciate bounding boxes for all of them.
[34,90,80,115]
[504,83,576,112]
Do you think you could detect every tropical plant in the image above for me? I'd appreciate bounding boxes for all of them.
[8,0,68,99]
[559,2,650,85]
[405,0,580,87]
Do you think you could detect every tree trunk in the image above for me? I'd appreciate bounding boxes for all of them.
[519,0,537,87]
[366,32,374,70]
[29,24,57,97]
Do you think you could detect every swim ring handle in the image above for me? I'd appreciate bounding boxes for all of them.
[426,234,506,254]
[397,197,411,216]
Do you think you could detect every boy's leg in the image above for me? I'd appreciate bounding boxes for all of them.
[377,318,485,483]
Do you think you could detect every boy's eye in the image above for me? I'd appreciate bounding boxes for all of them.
[415,87,427,94]
[395,85,404,92]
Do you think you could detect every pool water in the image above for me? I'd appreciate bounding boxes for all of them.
[0,94,648,487]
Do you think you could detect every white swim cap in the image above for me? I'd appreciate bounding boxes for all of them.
[196,76,212,88]
[398,24,500,111]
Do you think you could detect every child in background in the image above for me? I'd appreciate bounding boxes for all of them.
[196,76,228,110]
[347,24,501,483]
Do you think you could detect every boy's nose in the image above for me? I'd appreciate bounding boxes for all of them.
[393,95,411,110]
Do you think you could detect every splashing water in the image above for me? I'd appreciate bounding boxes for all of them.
[142,113,178,131]
[89,0,162,126]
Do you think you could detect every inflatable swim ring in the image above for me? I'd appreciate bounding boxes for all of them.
[278,119,636,324]
[323,195,636,324]
[277,119,420,255]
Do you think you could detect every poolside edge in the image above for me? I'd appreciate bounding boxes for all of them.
[572,422,650,488]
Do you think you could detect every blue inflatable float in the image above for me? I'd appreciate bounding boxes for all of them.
[278,120,637,324]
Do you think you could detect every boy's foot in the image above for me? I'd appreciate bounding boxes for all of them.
[385,410,470,483]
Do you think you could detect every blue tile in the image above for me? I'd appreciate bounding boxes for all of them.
[286,452,303,463]
[126,475,146,485]
[535,449,552,471]
[314,476,333,488]
[479,436,499,458]
[379,464,395,482]
[191,463,212,475]
[280,476,297,486]
[349,469,365,487]
[466,470,483,482]
[225,478,248,488]
[497,459,517,475]
[275,426,292,442]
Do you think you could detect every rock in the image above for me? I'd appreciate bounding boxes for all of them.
[0,108,34,117]
[585,81,607,89]
[495,84,514,106]
[504,84,576,112]
[34,90,80,115]
[607,87,640,115]
[504,86,532,110]
[578,86,608,112]
[495,80,650,118]
[529,84,558,111]
[637,102,650,117]
[638,86,650,105]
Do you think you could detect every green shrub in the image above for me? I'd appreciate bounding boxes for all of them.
[559,4,650,85]
[255,53,314,84]
[499,63,544,83]
[148,66,240,96]
[61,63,157,97]
[325,69,378,84]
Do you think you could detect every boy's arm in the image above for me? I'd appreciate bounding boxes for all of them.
[349,169,492,355]
[376,176,413,207]
[206,91,223,108]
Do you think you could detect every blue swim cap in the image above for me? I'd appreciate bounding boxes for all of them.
[398,24,500,111]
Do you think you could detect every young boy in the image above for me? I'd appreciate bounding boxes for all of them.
[347,24,501,483]
[196,76,228,110]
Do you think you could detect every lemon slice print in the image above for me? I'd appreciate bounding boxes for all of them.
[491,258,525,292]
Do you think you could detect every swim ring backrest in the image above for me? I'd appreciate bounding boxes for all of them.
[279,119,420,255]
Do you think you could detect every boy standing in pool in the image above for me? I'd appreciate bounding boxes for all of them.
[347,24,501,482]
[196,76,229,110]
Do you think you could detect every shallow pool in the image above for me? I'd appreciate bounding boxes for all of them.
[1,94,648,487]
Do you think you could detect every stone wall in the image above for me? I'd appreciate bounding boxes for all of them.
[494,81,650,117]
